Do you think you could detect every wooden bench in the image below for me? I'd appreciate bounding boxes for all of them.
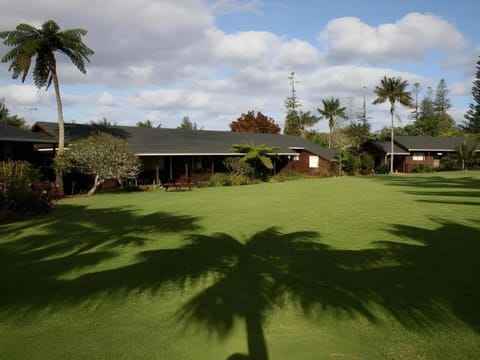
[163,175,192,191]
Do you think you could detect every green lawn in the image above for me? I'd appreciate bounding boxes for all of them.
[1,172,479,359]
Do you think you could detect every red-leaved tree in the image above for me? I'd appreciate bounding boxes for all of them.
[230,111,280,134]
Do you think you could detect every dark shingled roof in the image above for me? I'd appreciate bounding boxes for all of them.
[0,123,56,143]
[395,136,479,151]
[33,122,336,160]
[368,140,410,155]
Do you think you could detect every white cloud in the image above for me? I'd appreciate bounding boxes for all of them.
[0,84,48,106]
[209,29,281,65]
[319,13,468,64]
[97,92,116,106]
[276,39,323,68]
[127,89,211,111]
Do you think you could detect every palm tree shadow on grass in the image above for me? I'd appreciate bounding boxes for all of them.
[64,227,381,360]
[0,204,202,313]
[155,223,480,359]
[2,207,480,358]
[141,228,379,360]
[364,220,480,333]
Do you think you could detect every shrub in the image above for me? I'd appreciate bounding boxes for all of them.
[223,157,253,177]
[270,171,301,183]
[412,164,434,173]
[230,174,251,186]
[360,154,374,171]
[339,151,359,175]
[207,173,232,187]
[439,155,461,171]
[189,173,212,188]
[375,164,389,174]
[0,161,54,217]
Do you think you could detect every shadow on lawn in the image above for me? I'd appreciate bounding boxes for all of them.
[371,173,480,191]
[0,204,202,311]
[368,220,480,333]
[73,227,379,360]
[1,204,480,359]
[76,223,480,359]
[370,173,480,206]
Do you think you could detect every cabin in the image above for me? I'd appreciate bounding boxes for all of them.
[0,123,57,177]
[364,135,479,172]
[31,122,336,189]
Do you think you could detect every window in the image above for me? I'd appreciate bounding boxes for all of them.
[309,155,319,168]
[412,152,425,161]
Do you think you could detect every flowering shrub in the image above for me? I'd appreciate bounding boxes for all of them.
[0,161,56,218]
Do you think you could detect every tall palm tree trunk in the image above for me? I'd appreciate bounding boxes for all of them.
[390,113,394,174]
[328,117,334,149]
[51,66,65,194]
[389,104,395,174]
[245,311,269,360]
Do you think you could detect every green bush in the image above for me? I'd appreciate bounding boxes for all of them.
[223,157,253,177]
[0,161,54,217]
[230,174,251,186]
[375,164,389,174]
[270,171,301,183]
[439,155,461,171]
[412,164,434,173]
[207,173,232,187]
[339,151,359,175]
[360,154,374,171]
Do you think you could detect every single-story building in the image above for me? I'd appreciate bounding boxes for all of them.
[32,122,336,187]
[364,135,479,172]
[0,123,57,171]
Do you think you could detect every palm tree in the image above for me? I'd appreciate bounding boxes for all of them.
[373,76,413,173]
[297,110,319,138]
[455,140,479,170]
[231,143,278,178]
[0,20,94,191]
[317,97,347,149]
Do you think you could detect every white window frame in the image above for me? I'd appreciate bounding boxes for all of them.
[309,155,319,168]
[412,152,425,161]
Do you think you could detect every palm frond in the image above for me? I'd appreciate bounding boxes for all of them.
[1,20,93,87]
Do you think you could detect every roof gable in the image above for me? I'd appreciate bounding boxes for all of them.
[367,140,410,155]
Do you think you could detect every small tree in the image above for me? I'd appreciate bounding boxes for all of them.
[90,117,116,127]
[0,98,27,128]
[283,71,303,136]
[231,143,278,179]
[283,110,301,136]
[55,132,141,195]
[230,111,280,134]
[137,120,152,128]
[178,116,198,130]
[463,57,480,134]
[455,140,479,170]
[434,79,452,114]
[318,97,347,148]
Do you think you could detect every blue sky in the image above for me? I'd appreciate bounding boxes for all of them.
[0,0,479,132]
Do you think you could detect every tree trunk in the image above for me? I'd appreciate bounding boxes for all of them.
[87,174,103,196]
[51,63,66,194]
[328,117,333,149]
[245,312,268,360]
[390,103,395,174]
